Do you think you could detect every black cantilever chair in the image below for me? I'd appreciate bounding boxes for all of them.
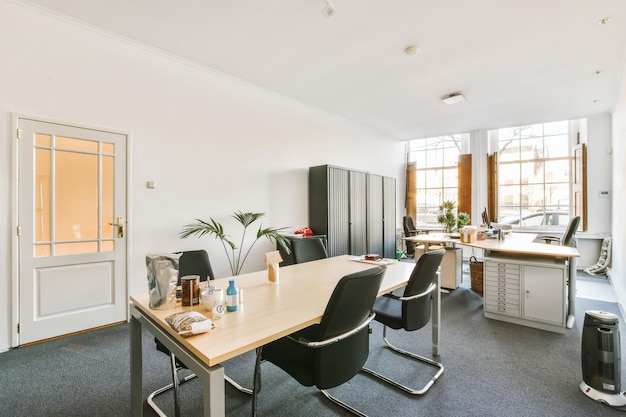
[402,216,419,257]
[251,265,386,417]
[362,248,445,395]
[291,237,328,264]
[149,250,251,417]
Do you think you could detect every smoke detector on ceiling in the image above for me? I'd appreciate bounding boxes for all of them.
[442,92,467,105]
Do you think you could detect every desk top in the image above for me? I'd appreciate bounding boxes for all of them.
[462,238,579,258]
[130,255,414,367]
[404,232,579,258]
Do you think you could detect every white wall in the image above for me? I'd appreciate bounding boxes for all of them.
[585,113,613,234]
[610,62,626,311]
[0,1,404,351]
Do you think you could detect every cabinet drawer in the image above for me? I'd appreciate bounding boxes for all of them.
[485,279,519,292]
[485,290,520,303]
[485,269,520,281]
[485,299,520,317]
[485,263,520,273]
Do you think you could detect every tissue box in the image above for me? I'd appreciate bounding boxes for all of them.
[460,226,477,243]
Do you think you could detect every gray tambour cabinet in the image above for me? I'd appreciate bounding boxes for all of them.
[309,165,396,258]
[483,255,567,333]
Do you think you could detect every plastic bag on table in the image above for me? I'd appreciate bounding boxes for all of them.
[146,252,181,309]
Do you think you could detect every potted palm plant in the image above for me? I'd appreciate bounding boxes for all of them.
[179,211,290,276]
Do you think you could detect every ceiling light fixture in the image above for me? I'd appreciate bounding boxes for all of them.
[442,92,467,105]
[599,17,610,25]
[404,45,419,56]
[321,0,336,17]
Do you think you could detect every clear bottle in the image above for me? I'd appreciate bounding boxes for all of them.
[226,279,239,312]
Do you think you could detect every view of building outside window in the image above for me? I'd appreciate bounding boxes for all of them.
[407,134,468,226]
[490,121,571,228]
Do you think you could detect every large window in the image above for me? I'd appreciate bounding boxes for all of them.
[407,134,468,226]
[490,121,572,229]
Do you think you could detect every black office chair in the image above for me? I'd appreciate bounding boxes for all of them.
[403,216,420,257]
[538,215,581,248]
[362,249,445,395]
[291,237,328,264]
[251,265,386,417]
[149,250,251,417]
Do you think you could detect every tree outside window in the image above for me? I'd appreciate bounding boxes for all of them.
[407,134,468,226]
[490,121,572,228]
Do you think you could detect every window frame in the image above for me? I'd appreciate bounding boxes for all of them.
[406,133,469,228]
[488,120,578,231]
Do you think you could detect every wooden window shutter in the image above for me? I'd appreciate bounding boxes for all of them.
[572,143,587,231]
[405,162,417,220]
[487,152,498,223]
[457,154,472,216]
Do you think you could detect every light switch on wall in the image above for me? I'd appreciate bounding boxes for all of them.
[146,181,156,189]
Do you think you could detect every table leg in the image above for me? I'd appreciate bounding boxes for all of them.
[566,257,577,328]
[199,365,226,417]
[432,271,441,356]
[130,309,143,417]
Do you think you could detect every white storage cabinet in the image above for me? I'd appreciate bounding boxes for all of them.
[483,255,566,334]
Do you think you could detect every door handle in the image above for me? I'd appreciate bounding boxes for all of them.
[109,216,124,238]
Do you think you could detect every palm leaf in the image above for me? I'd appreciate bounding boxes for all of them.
[180,211,290,275]
[233,211,264,228]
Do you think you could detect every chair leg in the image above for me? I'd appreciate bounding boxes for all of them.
[149,353,252,417]
[252,347,263,417]
[147,353,190,417]
[147,370,197,417]
[361,325,444,395]
[319,389,369,417]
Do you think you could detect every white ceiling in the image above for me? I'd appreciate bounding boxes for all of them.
[21,0,626,140]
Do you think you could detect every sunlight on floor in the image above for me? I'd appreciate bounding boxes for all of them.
[576,276,617,302]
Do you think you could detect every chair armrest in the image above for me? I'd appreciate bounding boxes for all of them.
[398,282,437,301]
[383,282,436,302]
[288,312,376,348]
[537,235,561,244]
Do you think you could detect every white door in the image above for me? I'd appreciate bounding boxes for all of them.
[17,118,128,345]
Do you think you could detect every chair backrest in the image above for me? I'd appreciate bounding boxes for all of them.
[315,265,386,389]
[178,250,215,283]
[561,216,581,247]
[403,216,416,237]
[291,238,328,264]
[403,248,445,331]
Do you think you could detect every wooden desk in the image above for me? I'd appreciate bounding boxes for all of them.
[130,255,439,417]
[462,235,580,332]
[403,234,463,289]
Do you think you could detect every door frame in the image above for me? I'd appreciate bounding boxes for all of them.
[10,113,132,347]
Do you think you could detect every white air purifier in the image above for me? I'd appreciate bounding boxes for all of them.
[580,310,626,407]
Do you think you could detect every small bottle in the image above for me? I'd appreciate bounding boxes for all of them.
[226,279,239,312]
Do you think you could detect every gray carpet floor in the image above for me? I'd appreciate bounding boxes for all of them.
[1,278,625,417]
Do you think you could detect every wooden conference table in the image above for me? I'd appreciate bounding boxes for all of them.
[130,255,437,417]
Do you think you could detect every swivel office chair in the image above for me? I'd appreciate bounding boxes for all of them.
[149,250,251,417]
[252,265,386,417]
[538,215,581,248]
[362,249,445,395]
[291,237,328,264]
